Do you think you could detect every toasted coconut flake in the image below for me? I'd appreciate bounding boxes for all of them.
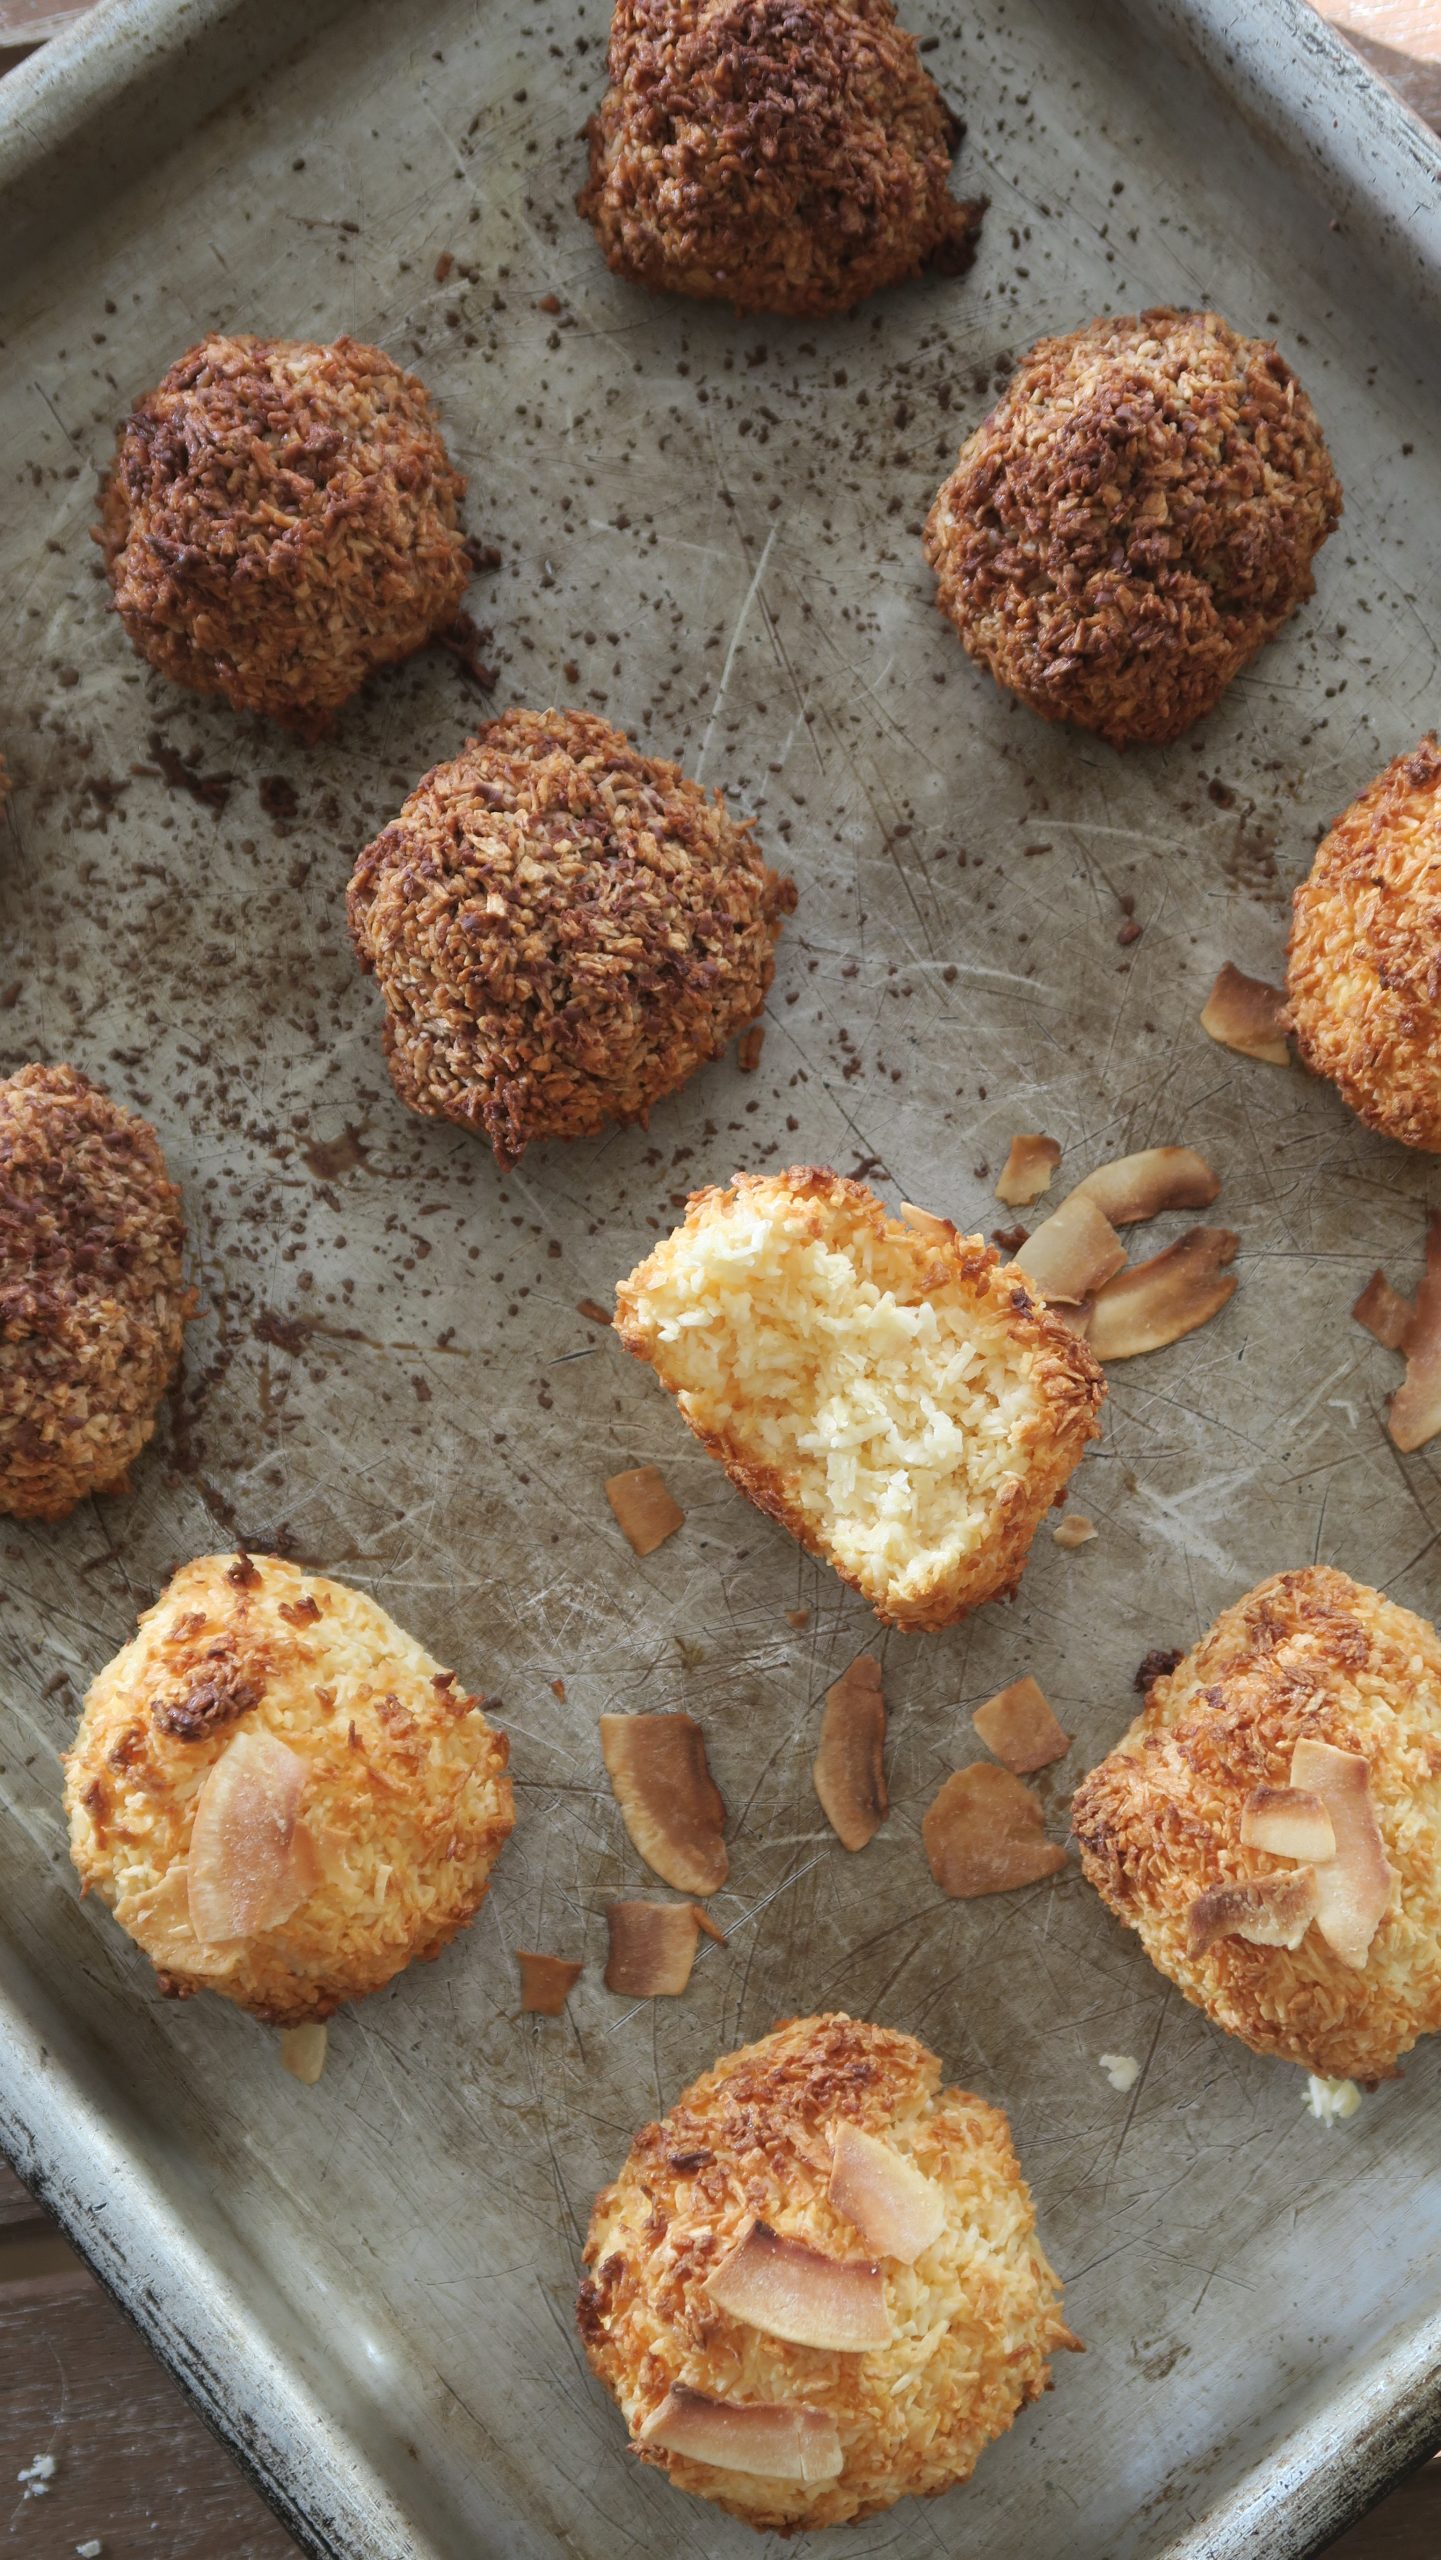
[1240,1785,1336,1865]
[971,1675,1070,1775]
[599,1713,727,1895]
[1052,1513,1097,1549]
[828,2121,945,2262]
[898,1200,951,1241]
[704,2219,891,2351]
[638,2387,843,2482]
[812,1654,888,1851]
[604,1464,684,1557]
[186,1729,312,1944]
[1389,1216,1441,1453]
[1201,962,1291,1065]
[1086,1228,1238,1360]
[1353,1269,1414,1354]
[280,2022,328,2085]
[1010,1194,1126,1303]
[517,1950,583,2016]
[1070,1145,1220,1227]
[604,1900,705,1997]
[1290,1738,1395,1968]
[921,1763,1067,1898]
[1185,1865,1319,1958]
[995,1133,1061,1208]
[118,1867,242,1978]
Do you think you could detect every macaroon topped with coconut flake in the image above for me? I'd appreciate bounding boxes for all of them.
[613,1167,1104,1631]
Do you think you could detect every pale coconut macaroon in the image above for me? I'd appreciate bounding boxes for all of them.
[1286,737,1441,1151]
[64,1552,515,2034]
[1072,1567,1441,2084]
[613,1168,1105,1631]
[578,2012,1074,2532]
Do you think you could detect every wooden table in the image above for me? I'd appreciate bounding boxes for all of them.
[3,3,1440,2553]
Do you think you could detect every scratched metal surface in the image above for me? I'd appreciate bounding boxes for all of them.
[2,0,1441,2553]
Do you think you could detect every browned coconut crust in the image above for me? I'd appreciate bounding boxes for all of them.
[347,707,796,1167]
[64,1552,515,2027]
[578,2012,1070,2529]
[923,308,1342,748]
[578,0,982,316]
[614,1168,1105,1631]
[1285,737,1441,1151]
[1072,1567,1441,2081]
[0,1063,190,1522]
[98,335,470,738]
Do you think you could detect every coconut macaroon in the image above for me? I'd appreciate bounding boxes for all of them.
[578,0,981,317]
[99,334,470,737]
[64,1553,515,2028]
[578,2013,1071,2530]
[1,1063,189,1522]
[1286,738,1441,1151]
[1072,1568,1441,2083]
[923,309,1341,748]
[347,708,795,1168]
[614,1169,1104,1631]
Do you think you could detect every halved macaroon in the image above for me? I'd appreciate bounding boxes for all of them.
[613,1169,1104,1631]
[1071,1566,1441,2081]
[64,1552,514,2028]
[578,2012,1072,2531]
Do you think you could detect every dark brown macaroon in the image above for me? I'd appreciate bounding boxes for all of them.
[0,1064,191,1522]
[578,0,982,316]
[98,335,470,738]
[346,708,796,1167]
[1286,738,1441,1152]
[923,308,1342,749]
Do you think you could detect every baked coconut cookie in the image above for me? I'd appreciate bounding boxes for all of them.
[923,308,1341,748]
[1286,737,1441,1151]
[0,1063,189,1522]
[1072,1567,1441,2082]
[579,0,981,316]
[65,1553,514,2028]
[100,334,469,736]
[614,1168,1104,1630]
[578,2012,1073,2530]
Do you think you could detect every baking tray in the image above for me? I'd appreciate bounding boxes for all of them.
[2,0,1440,2551]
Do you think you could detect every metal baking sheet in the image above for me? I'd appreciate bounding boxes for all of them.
[2,1,1440,2552]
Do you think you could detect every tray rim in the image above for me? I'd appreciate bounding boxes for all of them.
[3,0,1441,2553]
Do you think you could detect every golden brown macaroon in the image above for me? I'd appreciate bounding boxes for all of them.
[99,334,470,737]
[578,0,982,316]
[346,707,795,1167]
[1285,738,1441,1151]
[1,1063,190,1522]
[1072,1568,1441,2082]
[578,2013,1070,2529]
[64,1552,515,2028]
[923,308,1342,748]
[614,1168,1104,1630]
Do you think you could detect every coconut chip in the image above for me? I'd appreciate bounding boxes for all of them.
[812,1654,888,1851]
[828,2121,945,2262]
[1086,1228,1238,1360]
[1010,1194,1126,1304]
[280,2023,328,2085]
[1201,962,1290,1065]
[638,2387,843,2482]
[1052,1514,1097,1549]
[599,1712,727,1895]
[604,1464,684,1556]
[995,1133,1061,1208]
[971,1675,1070,1775]
[1240,1785,1336,1865]
[517,1951,583,2015]
[921,1763,1067,1898]
[704,2219,891,2350]
[1388,1215,1441,1453]
[1185,1865,1319,1958]
[186,1729,315,1944]
[1290,1738,1395,1968]
[1069,1145,1220,1227]
[898,1200,952,1242]
[604,1899,719,1997]
[1352,1269,1414,1354]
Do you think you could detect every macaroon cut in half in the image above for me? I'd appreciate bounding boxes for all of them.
[1286,737,1441,1152]
[578,0,983,317]
[578,2012,1073,2531]
[64,1552,514,2028]
[613,1168,1105,1631]
[923,308,1341,748]
[1072,1567,1441,2083]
